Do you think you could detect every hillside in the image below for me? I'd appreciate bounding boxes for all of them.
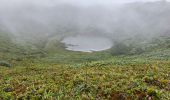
[0,32,170,99]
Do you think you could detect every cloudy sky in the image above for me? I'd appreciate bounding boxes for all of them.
[0,0,168,7]
[0,0,169,40]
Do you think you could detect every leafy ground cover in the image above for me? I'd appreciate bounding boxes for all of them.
[0,33,170,99]
[0,57,170,99]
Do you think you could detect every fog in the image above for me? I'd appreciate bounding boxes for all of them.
[0,0,170,44]
[61,35,113,52]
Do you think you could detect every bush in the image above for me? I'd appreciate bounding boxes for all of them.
[110,42,131,55]
[0,61,12,67]
[130,47,145,55]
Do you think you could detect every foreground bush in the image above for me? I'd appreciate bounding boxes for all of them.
[0,61,12,67]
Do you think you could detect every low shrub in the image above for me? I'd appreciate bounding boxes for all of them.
[0,61,12,67]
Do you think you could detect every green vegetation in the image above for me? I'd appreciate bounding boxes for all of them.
[0,33,170,99]
[0,61,12,68]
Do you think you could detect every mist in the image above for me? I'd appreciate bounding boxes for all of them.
[1,1,170,99]
[0,0,170,43]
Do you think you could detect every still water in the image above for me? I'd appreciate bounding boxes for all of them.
[61,35,113,52]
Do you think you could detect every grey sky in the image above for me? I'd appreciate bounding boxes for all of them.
[0,0,167,7]
[0,0,169,41]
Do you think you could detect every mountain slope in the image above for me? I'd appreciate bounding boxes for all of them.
[0,32,170,99]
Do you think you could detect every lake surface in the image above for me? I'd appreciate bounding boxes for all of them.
[61,35,113,52]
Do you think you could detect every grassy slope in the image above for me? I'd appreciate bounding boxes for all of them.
[0,33,170,99]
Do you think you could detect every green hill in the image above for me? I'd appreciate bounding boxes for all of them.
[0,32,170,99]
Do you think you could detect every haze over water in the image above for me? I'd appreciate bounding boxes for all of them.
[61,35,113,52]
